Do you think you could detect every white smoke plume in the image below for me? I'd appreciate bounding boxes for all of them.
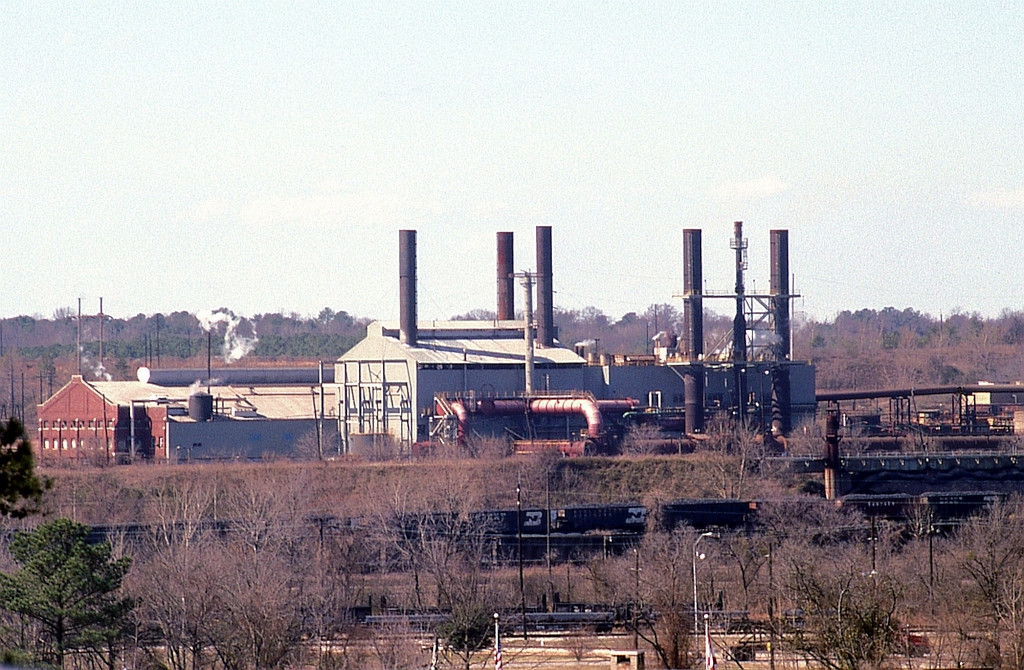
[80,348,112,381]
[196,308,258,363]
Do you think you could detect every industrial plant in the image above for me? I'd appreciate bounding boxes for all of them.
[36,223,816,464]
[35,222,1024,501]
[337,225,815,457]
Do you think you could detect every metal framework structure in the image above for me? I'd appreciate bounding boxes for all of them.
[339,359,413,455]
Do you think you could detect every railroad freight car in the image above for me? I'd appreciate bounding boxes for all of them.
[549,503,647,533]
[660,499,756,531]
[839,490,1005,521]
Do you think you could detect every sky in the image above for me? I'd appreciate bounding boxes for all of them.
[3,2,1023,325]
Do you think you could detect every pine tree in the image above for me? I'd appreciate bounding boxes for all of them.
[0,417,46,517]
[0,519,134,669]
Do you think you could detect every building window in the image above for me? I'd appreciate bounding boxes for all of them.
[89,419,94,429]
[43,439,49,450]
[71,439,77,449]
[41,420,47,429]
[62,440,68,450]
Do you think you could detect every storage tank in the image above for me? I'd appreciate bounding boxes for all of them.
[188,392,214,422]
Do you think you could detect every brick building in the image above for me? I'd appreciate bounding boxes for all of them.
[36,375,171,464]
[36,375,338,464]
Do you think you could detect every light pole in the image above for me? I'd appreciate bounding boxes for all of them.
[692,531,717,663]
[633,545,640,649]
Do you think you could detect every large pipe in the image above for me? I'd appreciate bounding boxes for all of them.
[446,396,639,445]
[536,226,554,347]
[770,229,790,361]
[682,229,703,360]
[497,232,515,320]
[448,399,470,444]
[530,397,604,439]
[399,229,417,346]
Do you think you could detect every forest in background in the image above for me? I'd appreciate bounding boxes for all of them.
[2,303,1023,424]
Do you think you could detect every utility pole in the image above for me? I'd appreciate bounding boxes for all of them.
[768,539,776,670]
[633,545,640,649]
[77,298,82,375]
[516,272,536,394]
[517,474,527,638]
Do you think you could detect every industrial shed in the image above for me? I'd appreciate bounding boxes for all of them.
[37,375,337,464]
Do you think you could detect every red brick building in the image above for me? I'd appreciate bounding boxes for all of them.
[36,376,171,464]
[37,375,340,464]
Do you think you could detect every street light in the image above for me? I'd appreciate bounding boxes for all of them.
[692,531,718,663]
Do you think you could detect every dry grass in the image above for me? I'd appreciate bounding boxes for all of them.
[34,452,815,526]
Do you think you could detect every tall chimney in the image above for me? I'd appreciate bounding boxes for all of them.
[731,221,748,423]
[536,226,554,347]
[682,229,703,360]
[770,229,790,360]
[399,229,417,346]
[770,229,792,437]
[497,232,515,321]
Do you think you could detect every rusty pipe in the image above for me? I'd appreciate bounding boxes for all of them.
[529,397,604,439]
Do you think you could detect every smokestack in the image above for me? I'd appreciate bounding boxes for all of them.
[770,229,790,361]
[399,229,417,346]
[731,221,748,422]
[536,226,554,347]
[684,366,704,434]
[682,229,703,360]
[497,232,514,320]
[770,229,792,438]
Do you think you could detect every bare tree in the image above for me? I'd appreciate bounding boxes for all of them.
[783,552,903,670]
[950,500,1024,669]
[588,529,698,669]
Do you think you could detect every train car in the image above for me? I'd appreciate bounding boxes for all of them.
[470,508,548,536]
[660,499,755,531]
[838,493,916,520]
[920,490,1005,520]
[549,503,647,534]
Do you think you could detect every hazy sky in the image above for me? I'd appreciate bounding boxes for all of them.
[3,2,1022,324]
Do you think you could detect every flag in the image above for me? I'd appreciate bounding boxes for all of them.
[704,620,717,670]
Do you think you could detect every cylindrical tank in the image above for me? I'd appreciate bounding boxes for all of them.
[188,392,214,422]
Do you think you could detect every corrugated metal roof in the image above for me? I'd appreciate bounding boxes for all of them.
[87,381,336,421]
[340,320,585,366]
[90,380,198,405]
